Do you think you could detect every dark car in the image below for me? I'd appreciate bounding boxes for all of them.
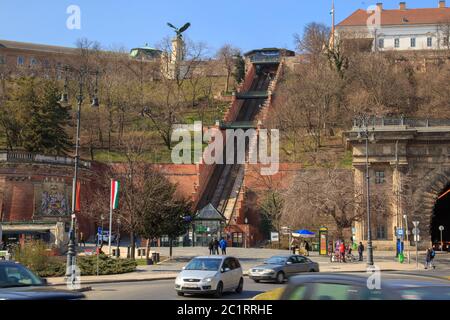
[280,273,450,300]
[248,255,319,284]
[0,261,85,300]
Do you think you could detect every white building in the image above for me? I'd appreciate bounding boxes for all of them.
[336,1,450,52]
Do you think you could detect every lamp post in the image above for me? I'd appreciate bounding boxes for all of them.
[355,115,375,266]
[404,214,411,263]
[244,217,249,248]
[61,65,100,279]
[116,218,121,258]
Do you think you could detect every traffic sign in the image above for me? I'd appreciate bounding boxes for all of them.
[412,228,420,235]
[97,227,103,235]
[271,232,279,242]
[412,221,419,227]
[439,225,445,231]
[414,235,420,242]
[397,228,404,236]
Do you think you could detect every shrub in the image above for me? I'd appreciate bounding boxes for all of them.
[13,240,66,277]
[13,241,136,277]
[77,254,137,276]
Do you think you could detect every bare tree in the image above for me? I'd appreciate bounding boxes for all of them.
[216,44,240,94]
[294,22,331,64]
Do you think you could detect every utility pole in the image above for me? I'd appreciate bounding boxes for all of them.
[404,214,410,263]
[412,221,420,269]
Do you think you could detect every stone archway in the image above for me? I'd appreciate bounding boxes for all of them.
[412,168,450,246]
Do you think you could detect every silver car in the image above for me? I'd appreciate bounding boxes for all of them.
[248,255,319,284]
[175,256,244,298]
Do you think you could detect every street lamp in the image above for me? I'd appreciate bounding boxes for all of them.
[244,217,249,248]
[403,214,411,263]
[116,218,121,258]
[355,115,375,266]
[60,65,100,278]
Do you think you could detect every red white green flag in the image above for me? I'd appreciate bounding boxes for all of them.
[110,180,120,210]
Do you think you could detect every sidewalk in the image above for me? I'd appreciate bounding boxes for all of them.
[46,248,450,286]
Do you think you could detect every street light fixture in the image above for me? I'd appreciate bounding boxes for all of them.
[116,217,121,258]
[60,65,100,279]
[355,114,375,266]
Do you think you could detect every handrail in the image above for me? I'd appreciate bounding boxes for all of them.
[0,151,91,168]
[352,117,450,129]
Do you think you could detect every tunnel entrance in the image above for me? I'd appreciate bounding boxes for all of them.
[431,184,450,247]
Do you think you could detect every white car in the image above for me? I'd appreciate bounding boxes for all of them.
[175,256,244,298]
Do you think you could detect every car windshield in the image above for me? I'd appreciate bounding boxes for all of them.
[0,264,44,288]
[265,256,287,265]
[184,258,222,271]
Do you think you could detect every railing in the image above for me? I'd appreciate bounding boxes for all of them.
[0,151,91,168]
[219,121,258,130]
[235,91,268,99]
[352,117,450,129]
[250,56,280,64]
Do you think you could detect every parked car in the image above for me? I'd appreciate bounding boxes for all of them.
[0,261,85,300]
[280,273,450,300]
[96,231,117,244]
[248,255,319,284]
[175,256,244,298]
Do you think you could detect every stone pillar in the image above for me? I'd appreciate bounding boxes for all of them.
[353,167,365,243]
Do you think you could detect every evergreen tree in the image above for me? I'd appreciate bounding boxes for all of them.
[233,54,246,85]
[21,80,72,155]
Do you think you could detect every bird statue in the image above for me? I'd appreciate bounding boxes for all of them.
[167,22,191,39]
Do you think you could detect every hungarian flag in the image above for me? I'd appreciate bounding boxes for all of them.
[75,181,81,212]
[110,179,120,209]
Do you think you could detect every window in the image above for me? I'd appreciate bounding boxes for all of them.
[30,57,37,66]
[395,38,400,48]
[427,37,433,47]
[376,224,387,240]
[443,37,449,47]
[378,38,384,49]
[0,55,5,64]
[410,38,416,48]
[375,171,385,184]
[17,56,25,66]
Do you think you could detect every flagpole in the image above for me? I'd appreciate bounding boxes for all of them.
[108,179,113,256]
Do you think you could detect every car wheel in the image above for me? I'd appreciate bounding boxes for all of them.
[214,281,223,298]
[253,279,260,283]
[235,278,244,293]
[276,272,285,284]
[309,269,316,272]
[177,292,184,296]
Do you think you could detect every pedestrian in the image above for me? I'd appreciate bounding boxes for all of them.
[425,248,432,269]
[208,239,214,255]
[358,242,364,261]
[430,247,436,269]
[339,241,346,263]
[219,237,227,255]
[79,232,86,247]
[213,238,220,255]
[304,241,310,256]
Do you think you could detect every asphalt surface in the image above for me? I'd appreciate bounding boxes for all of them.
[84,278,285,300]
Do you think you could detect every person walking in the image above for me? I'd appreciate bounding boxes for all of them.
[213,238,220,255]
[304,241,310,256]
[339,241,346,263]
[219,237,227,255]
[79,232,86,247]
[430,247,436,269]
[358,242,364,261]
[208,239,214,255]
[425,248,432,269]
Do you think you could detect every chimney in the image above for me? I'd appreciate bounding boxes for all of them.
[376,3,383,11]
[439,0,446,8]
[399,2,406,10]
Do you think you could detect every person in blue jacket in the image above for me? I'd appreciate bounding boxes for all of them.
[219,237,227,255]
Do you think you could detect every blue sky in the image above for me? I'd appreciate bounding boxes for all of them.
[0,0,443,54]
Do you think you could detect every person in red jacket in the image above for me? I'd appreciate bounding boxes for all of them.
[339,241,346,263]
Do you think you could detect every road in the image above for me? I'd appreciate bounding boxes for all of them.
[84,278,285,300]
